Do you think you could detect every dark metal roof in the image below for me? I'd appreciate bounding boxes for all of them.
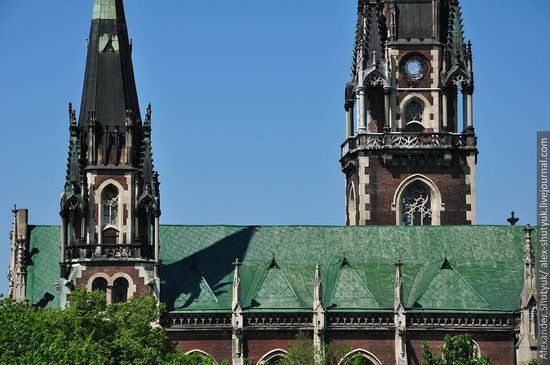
[78,0,140,127]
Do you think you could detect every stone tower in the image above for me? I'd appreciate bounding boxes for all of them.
[341,0,477,226]
[59,0,160,305]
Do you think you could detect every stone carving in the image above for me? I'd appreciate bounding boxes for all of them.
[402,183,432,226]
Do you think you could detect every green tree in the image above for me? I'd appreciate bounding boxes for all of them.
[274,332,365,365]
[421,334,491,365]
[0,289,217,365]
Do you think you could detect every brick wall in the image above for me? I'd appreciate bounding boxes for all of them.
[245,330,302,362]
[407,331,515,365]
[367,153,471,225]
[170,331,232,363]
[77,263,152,297]
[328,330,394,365]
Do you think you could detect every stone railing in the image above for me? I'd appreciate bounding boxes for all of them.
[407,313,513,329]
[65,244,153,260]
[168,313,232,329]
[341,132,472,157]
[244,313,313,329]
[327,312,394,329]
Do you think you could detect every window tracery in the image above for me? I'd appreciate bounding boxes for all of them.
[102,186,118,226]
[401,182,432,226]
[404,100,424,124]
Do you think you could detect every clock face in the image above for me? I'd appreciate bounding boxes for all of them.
[402,56,427,81]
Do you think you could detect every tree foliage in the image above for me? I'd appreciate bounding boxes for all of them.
[421,334,491,365]
[0,289,215,365]
[274,332,370,365]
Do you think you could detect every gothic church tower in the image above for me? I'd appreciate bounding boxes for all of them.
[341,0,477,226]
[59,0,160,304]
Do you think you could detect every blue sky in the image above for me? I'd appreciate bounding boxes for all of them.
[0,0,549,295]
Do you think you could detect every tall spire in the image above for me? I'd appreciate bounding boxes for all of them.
[79,0,140,128]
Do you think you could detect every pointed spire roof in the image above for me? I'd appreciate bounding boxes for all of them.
[79,0,140,127]
[446,0,467,70]
[351,0,387,78]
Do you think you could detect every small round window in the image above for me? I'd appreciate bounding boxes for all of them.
[402,55,427,82]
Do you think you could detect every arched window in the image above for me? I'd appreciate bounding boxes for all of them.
[404,100,423,124]
[91,277,108,293]
[347,184,356,225]
[338,350,381,365]
[102,185,118,226]
[403,99,425,132]
[257,349,288,365]
[184,350,217,365]
[112,277,129,303]
[401,181,432,226]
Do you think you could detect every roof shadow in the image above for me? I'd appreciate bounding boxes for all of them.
[160,226,255,311]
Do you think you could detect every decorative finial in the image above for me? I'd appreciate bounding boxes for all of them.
[68,103,76,126]
[507,211,519,226]
[233,258,241,268]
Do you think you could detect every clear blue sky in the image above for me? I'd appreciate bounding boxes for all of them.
[0,0,549,295]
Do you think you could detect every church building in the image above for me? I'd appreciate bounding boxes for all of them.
[7,1,538,364]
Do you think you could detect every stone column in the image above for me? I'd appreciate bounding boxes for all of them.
[516,225,537,363]
[61,214,67,265]
[462,90,468,132]
[313,264,326,364]
[384,88,391,132]
[345,104,355,138]
[394,260,408,365]
[466,91,474,130]
[357,86,367,132]
[154,214,160,262]
[232,259,244,365]
[442,89,448,131]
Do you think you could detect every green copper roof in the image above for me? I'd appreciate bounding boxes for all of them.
[159,225,527,313]
[26,226,60,308]
[25,225,528,314]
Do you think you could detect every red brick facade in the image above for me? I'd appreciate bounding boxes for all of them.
[76,263,153,298]
[168,329,515,364]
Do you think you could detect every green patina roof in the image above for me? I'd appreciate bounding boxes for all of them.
[25,225,528,314]
[26,226,61,308]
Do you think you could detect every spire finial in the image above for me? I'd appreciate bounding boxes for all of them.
[507,211,519,226]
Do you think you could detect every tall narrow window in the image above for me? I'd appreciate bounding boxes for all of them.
[103,186,118,226]
[401,182,432,226]
[112,277,129,303]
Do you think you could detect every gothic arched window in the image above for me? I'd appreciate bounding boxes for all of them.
[112,277,129,303]
[404,100,424,124]
[401,182,432,226]
[339,350,380,365]
[91,277,108,293]
[102,186,118,226]
[342,355,376,365]
[258,349,289,365]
